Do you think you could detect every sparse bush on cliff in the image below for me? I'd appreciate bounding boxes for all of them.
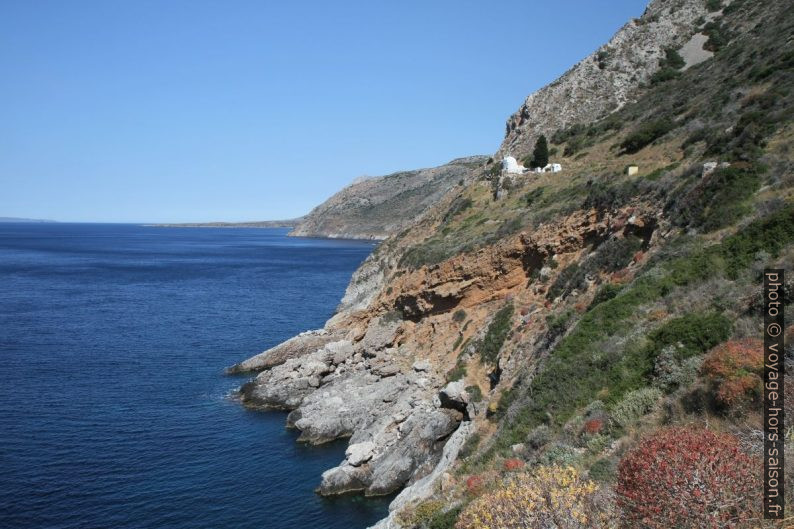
[703,20,730,51]
[526,424,551,449]
[456,466,616,529]
[523,186,545,208]
[552,116,623,156]
[617,427,761,528]
[619,119,675,154]
[400,500,462,529]
[443,197,474,224]
[669,164,763,232]
[548,236,643,300]
[476,303,514,365]
[702,338,763,408]
[650,47,685,85]
[588,283,623,309]
[610,387,662,428]
[540,443,581,466]
[446,362,467,382]
[427,507,462,529]
[652,345,703,391]
[465,385,483,403]
[545,309,573,338]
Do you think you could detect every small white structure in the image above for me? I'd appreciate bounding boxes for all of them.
[502,156,527,174]
[626,165,639,176]
[701,161,730,178]
[502,156,561,175]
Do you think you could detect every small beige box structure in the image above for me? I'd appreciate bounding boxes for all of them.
[626,165,639,176]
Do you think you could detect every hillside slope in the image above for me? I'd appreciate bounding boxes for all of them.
[233,0,794,527]
[288,157,487,240]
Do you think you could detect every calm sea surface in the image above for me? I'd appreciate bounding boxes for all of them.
[0,223,389,529]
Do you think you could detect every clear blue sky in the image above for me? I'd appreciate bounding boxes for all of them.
[0,0,648,223]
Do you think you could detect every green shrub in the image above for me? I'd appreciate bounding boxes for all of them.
[681,127,712,150]
[401,500,444,528]
[442,197,473,223]
[545,310,573,338]
[552,118,622,156]
[586,433,610,454]
[645,312,732,361]
[547,262,581,300]
[705,0,722,12]
[540,443,581,466]
[548,236,642,300]
[663,47,685,69]
[650,48,685,84]
[589,283,624,309]
[703,21,729,51]
[596,50,610,69]
[620,119,675,154]
[610,387,663,427]
[650,67,681,85]
[446,362,467,382]
[527,425,551,449]
[493,383,518,420]
[589,458,617,483]
[523,186,545,207]
[427,506,462,529]
[466,385,483,403]
[653,346,704,392]
[477,303,514,364]
[452,309,467,323]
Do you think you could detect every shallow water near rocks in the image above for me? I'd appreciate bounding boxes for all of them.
[0,223,389,529]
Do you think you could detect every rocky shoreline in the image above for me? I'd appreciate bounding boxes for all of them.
[230,324,474,500]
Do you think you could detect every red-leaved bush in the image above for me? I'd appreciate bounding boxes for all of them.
[465,475,484,494]
[503,458,524,471]
[702,339,763,407]
[617,427,760,528]
[583,418,604,434]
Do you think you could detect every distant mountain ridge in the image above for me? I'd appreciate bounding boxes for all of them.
[153,219,301,228]
[287,156,489,240]
[0,217,56,223]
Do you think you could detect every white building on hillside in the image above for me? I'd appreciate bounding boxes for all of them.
[502,156,527,174]
[533,163,562,173]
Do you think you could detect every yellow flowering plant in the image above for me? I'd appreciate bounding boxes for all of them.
[456,465,616,529]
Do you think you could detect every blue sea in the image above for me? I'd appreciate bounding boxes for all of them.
[0,223,389,529]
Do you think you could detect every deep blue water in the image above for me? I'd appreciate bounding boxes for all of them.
[0,223,388,529]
